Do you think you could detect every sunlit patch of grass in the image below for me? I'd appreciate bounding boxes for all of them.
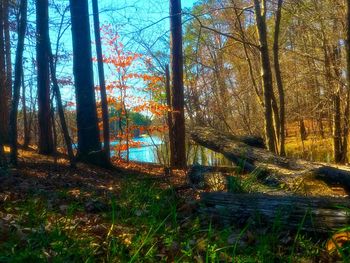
[285,135,334,163]
[0,176,345,262]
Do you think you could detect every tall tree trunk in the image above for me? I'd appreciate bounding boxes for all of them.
[4,0,11,111]
[170,0,186,168]
[328,44,343,163]
[48,41,76,167]
[254,0,277,153]
[69,0,103,165]
[9,0,27,165]
[333,90,342,163]
[0,1,8,143]
[343,1,350,163]
[36,0,54,154]
[165,64,175,166]
[22,69,30,148]
[92,0,110,163]
[273,0,286,156]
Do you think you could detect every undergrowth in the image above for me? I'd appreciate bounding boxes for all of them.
[0,176,346,262]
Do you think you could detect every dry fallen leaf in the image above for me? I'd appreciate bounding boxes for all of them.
[326,231,350,254]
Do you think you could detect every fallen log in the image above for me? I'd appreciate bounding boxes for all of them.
[191,126,300,172]
[191,126,350,193]
[200,192,350,233]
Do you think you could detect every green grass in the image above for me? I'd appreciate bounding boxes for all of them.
[0,176,344,262]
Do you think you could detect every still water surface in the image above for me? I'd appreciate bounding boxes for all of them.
[111,136,233,166]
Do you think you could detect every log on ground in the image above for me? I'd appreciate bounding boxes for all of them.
[200,192,350,233]
[191,126,350,192]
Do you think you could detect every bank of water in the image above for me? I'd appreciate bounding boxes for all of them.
[111,136,233,166]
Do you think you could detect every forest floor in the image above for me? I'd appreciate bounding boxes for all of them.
[0,148,348,262]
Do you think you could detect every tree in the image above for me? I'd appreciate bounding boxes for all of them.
[343,0,350,163]
[170,0,186,168]
[92,0,110,163]
[165,64,175,166]
[96,25,167,162]
[0,1,8,144]
[10,0,28,165]
[36,0,54,155]
[253,0,277,154]
[69,0,103,164]
[4,0,11,108]
[273,0,286,156]
[22,68,30,148]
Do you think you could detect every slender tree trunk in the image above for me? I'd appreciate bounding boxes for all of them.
[4,0,11,109]
[165,64,175,166]
[300,118,307,141]
[0,1,8,144]
[333,90,342,163]
[254,0,277,153]
[36,0,54,154]
[9,0,27,165]
[271,93,281,146]
[341,0,350,163]
[326,43,343,163]
[22,70,30,148]
[233,4,263,106]
[92,0,110,163]
[48,42,76,168]
[69,0,103,165]
[273,0,286,156]
[170,0,186,168]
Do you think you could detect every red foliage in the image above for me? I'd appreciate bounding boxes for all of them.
[93,25,169,160]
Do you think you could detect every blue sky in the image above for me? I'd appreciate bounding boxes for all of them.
[50,0,198,104]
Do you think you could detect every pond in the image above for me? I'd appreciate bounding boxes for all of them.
[111,136,162,163]
[111,136,234,166]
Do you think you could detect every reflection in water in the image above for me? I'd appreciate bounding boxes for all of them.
[112,136,233,166]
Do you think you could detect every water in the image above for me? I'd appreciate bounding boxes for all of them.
[111,135,233,166]
[111,136,162,163]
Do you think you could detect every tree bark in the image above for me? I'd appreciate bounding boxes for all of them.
[191,126,291,175]
[48,40,76,168]
[165,64,175,166]
[22,69,30,148]
[36,0,54,155]
[0,1,8,144]
[92,0,111,163]
[191,126,350,192]
[170,0,186,168]
[273,0,286,156]
[9,0,27,165]
[4,0,11,106]
[69,0,104,165]
[200,192,350,233]
[342,0,350,163]
[253,0,277,154]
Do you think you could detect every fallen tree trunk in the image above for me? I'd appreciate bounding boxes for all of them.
[191,126,299,171]
[191,126,350,192]
[200,192,350,233]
